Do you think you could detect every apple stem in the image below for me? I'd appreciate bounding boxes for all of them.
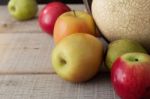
[73,10,76,17]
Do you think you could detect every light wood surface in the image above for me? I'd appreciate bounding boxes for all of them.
[0,4,119,99]
[0,73,119,99]
[0,33,54,74]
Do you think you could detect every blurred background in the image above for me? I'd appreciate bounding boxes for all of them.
[0,0,83,5]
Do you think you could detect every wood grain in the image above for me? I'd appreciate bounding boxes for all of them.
[0,33,54,74]
[0,73,119,99]
[0,4,85,33]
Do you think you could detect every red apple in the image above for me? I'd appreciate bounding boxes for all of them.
[111,52,150,99]
[38,2,71,35]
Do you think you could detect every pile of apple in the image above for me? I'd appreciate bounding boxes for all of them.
[38,2,103,82]
[7,0,150,99]
[38,2,150,99]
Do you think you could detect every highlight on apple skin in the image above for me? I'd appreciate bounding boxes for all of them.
[51,33,104,83]
[111,52,150,99]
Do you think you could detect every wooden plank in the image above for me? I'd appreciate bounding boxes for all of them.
[0,33,108,74]
[0,73,119,99]
[0,33,54,73]
[0,4,85,33]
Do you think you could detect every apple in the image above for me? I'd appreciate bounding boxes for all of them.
[38,2,71,35]
[8,0,38,21]
[111,52,150,99]
[51,33,104,82]
[105,39,147,70]
[53,11,96,44]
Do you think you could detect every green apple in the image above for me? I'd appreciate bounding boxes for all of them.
[8,0,38,21]
[105,39,147,70]
[52,33,104,82]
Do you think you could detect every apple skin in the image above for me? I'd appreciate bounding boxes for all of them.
[52,33,104,82]
[38,2,71,35]
[111,52,150,99]
[8,0,38,21]
[105,39,147,70]
[53,11,96,44]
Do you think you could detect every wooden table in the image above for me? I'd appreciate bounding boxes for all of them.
[0,4,119,99]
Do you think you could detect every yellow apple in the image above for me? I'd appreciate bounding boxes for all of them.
[51,33,104,82]
[53,11,96,44]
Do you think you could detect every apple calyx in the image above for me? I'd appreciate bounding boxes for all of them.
[10,6,16,12]
[59,57,67,66]
[57,54,67,67]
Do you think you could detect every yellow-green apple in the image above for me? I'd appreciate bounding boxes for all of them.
[52,33,103,82]
[111,52,150,99]
[8,0,38,21]
[105,39,147,70]
[38,2,70,35]
[53,11,96,44]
